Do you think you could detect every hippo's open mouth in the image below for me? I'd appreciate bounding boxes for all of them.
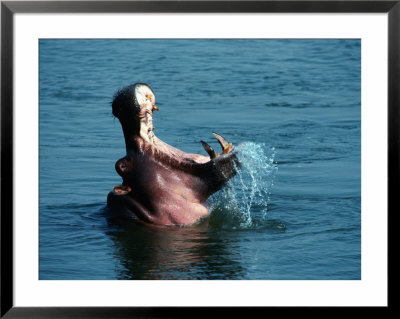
[107,83,239,225]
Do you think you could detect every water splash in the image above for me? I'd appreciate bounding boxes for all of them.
[208,142,278,229]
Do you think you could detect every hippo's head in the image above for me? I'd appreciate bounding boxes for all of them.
[107,83,239,225]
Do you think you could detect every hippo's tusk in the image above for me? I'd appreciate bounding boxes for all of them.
[200,140,217,159]
[212,132,232,154]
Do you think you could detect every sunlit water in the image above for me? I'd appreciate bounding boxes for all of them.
[39,39,360,280]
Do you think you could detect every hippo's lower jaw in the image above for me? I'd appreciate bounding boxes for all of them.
[107,83,239,226]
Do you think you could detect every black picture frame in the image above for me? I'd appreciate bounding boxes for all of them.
[1,1,395,317]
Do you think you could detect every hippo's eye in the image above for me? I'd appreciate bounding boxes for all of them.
[116,158,131,176]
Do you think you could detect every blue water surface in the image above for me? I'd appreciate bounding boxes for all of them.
[39,39,360,280]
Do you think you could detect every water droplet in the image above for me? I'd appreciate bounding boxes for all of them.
[209,142,278,229]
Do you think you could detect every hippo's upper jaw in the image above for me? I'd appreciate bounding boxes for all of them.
[107,83,239,226]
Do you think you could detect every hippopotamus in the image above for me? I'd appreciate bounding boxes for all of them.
[107,83,239,225]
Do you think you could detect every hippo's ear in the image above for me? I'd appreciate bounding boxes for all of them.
[113,185,132,195]
[115,157,132,177]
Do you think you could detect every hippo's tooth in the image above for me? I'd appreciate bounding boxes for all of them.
[212,132,232,154]
[200,140,217,159]
[153,105,159,111]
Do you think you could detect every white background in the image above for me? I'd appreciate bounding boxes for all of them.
[14,13,388,307]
